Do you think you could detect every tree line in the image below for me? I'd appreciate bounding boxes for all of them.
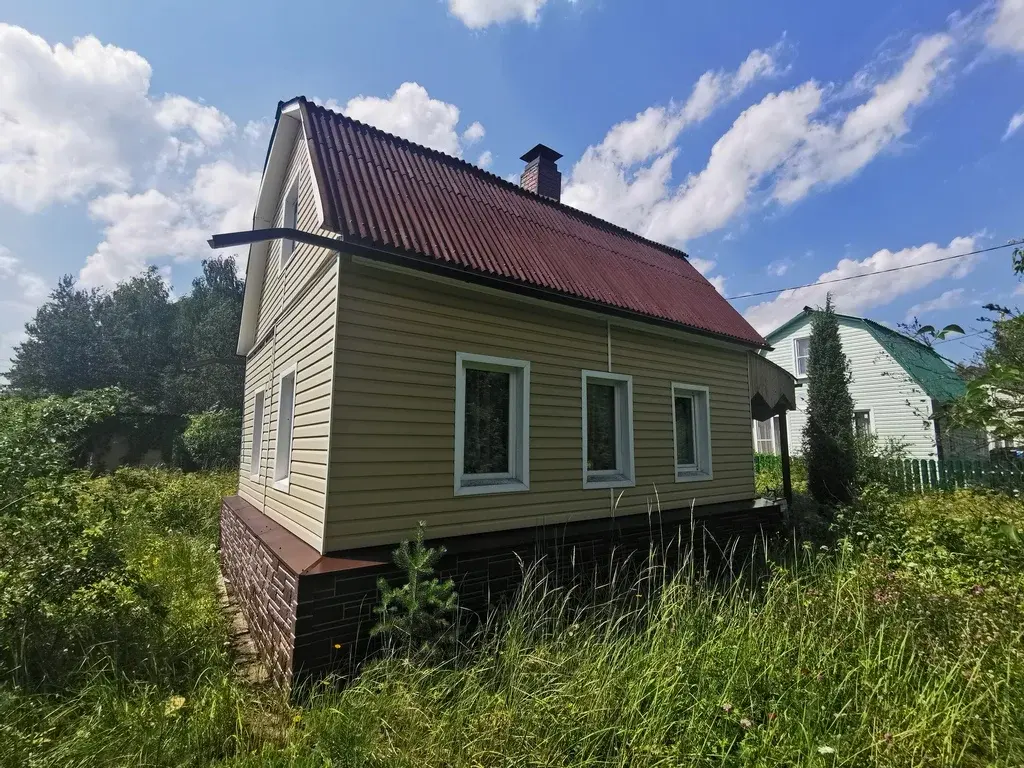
[2,257,245,467]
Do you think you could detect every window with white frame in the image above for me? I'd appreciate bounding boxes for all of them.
[249,390,266,478]
[280,181,299,269]
[273,368,296,490]
[793,336,811,377]
[753,416,779,455]
[854,409,872,438]
[672,383,712,481]
[454,353,530,495]
[582,370,635,488]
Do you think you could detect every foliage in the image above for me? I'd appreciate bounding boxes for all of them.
[950,304,1024,442]
[4,258,244,418]
[182,408,243,470]
[803,294,857,505]
[0,388,124,506]
[372,522,458,653]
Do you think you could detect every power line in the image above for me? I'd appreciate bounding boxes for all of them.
[725,241,1018,302]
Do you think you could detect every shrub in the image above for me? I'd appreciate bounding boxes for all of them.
[803,295,857,505]
[181,408,241,470]
[0,388,123,505]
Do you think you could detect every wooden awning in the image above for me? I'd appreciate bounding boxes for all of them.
[749,353,797,421]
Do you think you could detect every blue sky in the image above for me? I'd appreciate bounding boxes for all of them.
[1,0,1022,369]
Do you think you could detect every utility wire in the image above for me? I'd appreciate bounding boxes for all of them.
[725,241,1018,301]
[933,329,988,345]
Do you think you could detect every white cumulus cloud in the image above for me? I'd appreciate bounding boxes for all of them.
[563,33,953,253]
[81,161,260,288]
[448,0,549,28]
[562,43,782,232]
[0,246,48,372]
[905,288,966,320]
[341,82,487,158]
[987,0,1024,53]
[0,23,238,212]
[742,236,980,334]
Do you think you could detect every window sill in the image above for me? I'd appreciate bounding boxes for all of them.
[272,477,290,493]
[248,472,261,482]
[675,469,713,483]
[584,473,635,490]
[455,478,529,497]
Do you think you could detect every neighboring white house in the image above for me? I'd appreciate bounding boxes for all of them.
[754,309,988,461]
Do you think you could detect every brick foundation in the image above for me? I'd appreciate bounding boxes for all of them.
[220,495,784,688]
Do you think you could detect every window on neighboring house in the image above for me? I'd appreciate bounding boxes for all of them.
[793,337,811,377]
[754,416,779,455]
[455,353,530,495]
[854,409,872,438]
[280,181,299,269]
[582,370,634,488]
[273,368,296,491]
[249,390,265,478]
[673,383,713,481]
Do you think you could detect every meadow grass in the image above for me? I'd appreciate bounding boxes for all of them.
[2,467,1022,767]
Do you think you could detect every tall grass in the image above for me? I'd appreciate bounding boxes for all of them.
[230,536,1023,767]
[3,462,1022,766]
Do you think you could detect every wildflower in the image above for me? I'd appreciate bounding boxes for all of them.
[164,695,186,716]
[333,643,342,649]
[739,718,753,730]
[882,732,893,744]
[817,745,835,755]
[722,703,733,714]
[767,712,777,722]
[971,584,985,596]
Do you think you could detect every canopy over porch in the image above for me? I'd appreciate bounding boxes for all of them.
[748,353,799,505]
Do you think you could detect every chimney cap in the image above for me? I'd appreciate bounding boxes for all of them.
[520,144,562,164]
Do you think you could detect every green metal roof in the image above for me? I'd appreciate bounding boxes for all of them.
[764,309,966,404]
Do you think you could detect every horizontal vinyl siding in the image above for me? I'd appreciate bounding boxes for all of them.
[238,338,274,508]
[263,260,338,549]
[239,129,339,551]
[612,328,755,515]
[325,262,756,551]
[764,318,937,458]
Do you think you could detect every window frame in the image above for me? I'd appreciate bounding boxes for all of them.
[672,382,713,482]
[793,336,811,378]
[272,365,297,493]
[280,180,299,270]
[453,352,531,497]
[581,370,635,489]
[752,416,778,456]
[249,389,267,480]
[854,408,873,438]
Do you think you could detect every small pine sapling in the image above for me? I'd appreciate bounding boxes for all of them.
[372,522,458,653]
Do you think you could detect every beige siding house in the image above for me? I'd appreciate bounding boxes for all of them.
[217,97,795,685]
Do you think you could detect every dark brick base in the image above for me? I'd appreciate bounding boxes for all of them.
[220,496,784,689]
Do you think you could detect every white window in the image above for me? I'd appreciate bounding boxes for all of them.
[249,390,266,478]
[672,383,713,481]
[273,367,296,491]
[582,370,635,488]
[854,409,872,438]
[753,416,779,455]
[280,181,299,269]
[793,336,811,377]
[454,353,530,496]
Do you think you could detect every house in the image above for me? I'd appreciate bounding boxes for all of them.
[214,97,795,687]
[753,308,987,460]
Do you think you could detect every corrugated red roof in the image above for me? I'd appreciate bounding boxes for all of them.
[300,98,767,348]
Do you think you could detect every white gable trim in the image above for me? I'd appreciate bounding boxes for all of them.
[236,100,328,356]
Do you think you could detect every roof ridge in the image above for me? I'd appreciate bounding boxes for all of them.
[300,96,697,266]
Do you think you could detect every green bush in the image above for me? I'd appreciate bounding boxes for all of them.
[181,408,241,470]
